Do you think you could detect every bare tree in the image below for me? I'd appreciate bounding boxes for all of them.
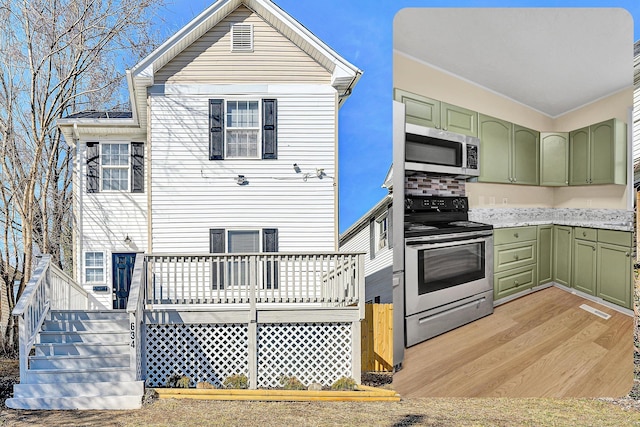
[0,0,164,353]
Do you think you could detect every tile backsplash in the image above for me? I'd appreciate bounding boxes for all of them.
[405,173,466,196]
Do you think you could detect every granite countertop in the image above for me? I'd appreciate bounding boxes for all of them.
[469,208,634,232]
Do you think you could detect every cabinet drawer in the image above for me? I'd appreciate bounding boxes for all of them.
[597,229,632,247]
[494,265,537,300]
[574,227,597,241]
[494,226,537,245]
[494,241,537,273]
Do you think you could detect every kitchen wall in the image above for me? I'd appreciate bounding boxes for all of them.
[394,52,632,210]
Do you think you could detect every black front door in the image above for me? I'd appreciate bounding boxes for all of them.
[112,253,136,309]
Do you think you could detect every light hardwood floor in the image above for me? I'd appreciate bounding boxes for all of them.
[392,287,634,398]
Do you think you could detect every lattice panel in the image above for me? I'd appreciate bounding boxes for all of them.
[257,323,353,388]
[145,324,248,387]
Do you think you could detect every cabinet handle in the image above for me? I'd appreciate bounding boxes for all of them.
[592,247,595,251]
[514,254,519,260]
[514,233,519,238]
[514,280,519,287]
[583,232,587,237]
[626,252,630,257]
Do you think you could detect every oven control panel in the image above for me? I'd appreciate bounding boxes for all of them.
[405,196,467,212]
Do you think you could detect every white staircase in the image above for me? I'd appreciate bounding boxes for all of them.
[6,310,144,410]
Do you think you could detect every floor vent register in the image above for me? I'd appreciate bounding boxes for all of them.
[579,304,611,320]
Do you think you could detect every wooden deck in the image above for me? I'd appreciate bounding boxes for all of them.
[393,287,634,398]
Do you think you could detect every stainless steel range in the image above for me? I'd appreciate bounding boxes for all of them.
[403,195,494,347]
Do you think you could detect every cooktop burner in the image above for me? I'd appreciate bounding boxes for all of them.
[407,224,439,231]
[404,195,493,238]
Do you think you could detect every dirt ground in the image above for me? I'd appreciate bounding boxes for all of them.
[0,360,639,427]
[1,276,639,426]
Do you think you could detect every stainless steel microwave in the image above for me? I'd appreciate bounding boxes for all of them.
[404,123,480,177]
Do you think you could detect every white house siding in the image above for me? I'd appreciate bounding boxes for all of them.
[340,203,393,303]
[77,141,149,309]
[155,6,332,85]
[149,90,337,254]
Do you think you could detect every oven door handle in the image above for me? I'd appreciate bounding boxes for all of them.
[405,236,490,251]
[418,297,487,324]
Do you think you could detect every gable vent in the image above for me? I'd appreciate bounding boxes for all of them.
[231,24,253,52]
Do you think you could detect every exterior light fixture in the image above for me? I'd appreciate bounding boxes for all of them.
[124,235,132,245]
[293,163,301,173]
[236,175,248,185]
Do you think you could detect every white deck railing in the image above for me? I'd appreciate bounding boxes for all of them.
[12,255,87,378]
[144,252,364,307]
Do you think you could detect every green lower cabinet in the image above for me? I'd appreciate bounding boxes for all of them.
[597,242,632,309]
[537,225,553,285]
[572,239,597,296]
[553,226,572,287]
[494,241,537,273]
[494,265,537,300]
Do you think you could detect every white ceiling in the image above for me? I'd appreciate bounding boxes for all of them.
[393,8,633,118]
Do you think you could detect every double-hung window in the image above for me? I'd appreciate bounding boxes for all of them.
[209,99,277,160]
[226,101,259,158]
[101,143,129,191]
[86,141,144,193]
[376,214,388,250]
[369,207,392,259]
[85,252,104,283]
[210,228,278,289]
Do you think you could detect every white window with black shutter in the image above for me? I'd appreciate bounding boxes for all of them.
[209,99,277,160]
[209,228,278,289]
[86,141,144,193]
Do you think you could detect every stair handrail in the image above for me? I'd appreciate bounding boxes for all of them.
[12,255,52,380]
[48,262,88,310]
[126,254,145,380]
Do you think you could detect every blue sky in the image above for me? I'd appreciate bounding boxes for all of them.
[163,0,640,233]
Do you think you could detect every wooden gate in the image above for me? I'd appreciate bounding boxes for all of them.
[361,303,393,372]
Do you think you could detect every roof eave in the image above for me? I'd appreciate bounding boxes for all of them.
[339,194,392,245]
[130,0,363,97]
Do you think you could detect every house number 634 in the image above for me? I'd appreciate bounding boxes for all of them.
[130,322,136,348]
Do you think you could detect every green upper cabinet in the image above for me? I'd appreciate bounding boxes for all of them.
[569,119,626,186]
[394,89,478,137]
[394,89,439,128]
[441,102,478,137]
[540,133,569,186]
[479,114,539,185]
[569,126,590,185]
[479,114,511,183]
[513,125,540,185]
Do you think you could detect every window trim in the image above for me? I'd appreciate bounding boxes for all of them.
[375,213,389,252]
[84,251,106,284]
[224,99,262,160]
[100,142,130,192]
